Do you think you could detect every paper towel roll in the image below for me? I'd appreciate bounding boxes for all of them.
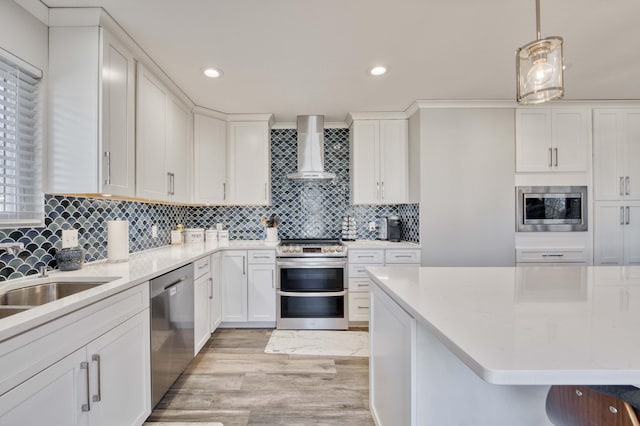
[107,220,129,262]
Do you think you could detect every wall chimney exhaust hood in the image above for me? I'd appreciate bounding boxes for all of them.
[287,115,336,181]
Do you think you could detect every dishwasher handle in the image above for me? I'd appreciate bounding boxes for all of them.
[163,276,187,291]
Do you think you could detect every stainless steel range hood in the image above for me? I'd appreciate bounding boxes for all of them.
[287,115,336,180]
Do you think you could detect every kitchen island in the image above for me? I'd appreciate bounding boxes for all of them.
[366,265,640,426]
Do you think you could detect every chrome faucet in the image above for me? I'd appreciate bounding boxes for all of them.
[0,242,24,256]
[38,266,53,278]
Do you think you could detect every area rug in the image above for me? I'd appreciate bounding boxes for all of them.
[264,330,369,357]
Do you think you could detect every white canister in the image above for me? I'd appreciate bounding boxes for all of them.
[184,228,204,243]
[218,230,229,247]
[205,229,218,247]
[265,227,278,242]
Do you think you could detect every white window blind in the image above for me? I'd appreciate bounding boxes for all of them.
[0,49,43,227]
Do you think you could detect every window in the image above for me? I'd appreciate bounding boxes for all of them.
[0,48,42,227]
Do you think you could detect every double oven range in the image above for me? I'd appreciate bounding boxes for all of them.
[275,239,348,330]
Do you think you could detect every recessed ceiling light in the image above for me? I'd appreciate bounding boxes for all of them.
[203,67,223,78]
[369,66,387,76]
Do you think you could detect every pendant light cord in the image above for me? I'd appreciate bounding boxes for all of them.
[535,0,542,40]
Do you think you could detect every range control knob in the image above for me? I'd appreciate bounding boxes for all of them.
[294,246,302,253]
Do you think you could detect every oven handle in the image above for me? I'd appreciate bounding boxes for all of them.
[276,260,347,269]
[278,290,347,298]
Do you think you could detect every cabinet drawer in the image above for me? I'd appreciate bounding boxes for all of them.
[516,248,587,263]
[349,264,378,278]
[248,250,275,264]
[385,249,421,264]
[349,277,371,291]
[348,250,384,264]
[349,292,370,322]
[194,256,211,278]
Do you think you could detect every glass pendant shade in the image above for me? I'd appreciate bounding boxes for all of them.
[517,37,564,104]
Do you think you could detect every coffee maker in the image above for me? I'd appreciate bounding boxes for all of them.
[376,217,388,240]
[388,216,401,242]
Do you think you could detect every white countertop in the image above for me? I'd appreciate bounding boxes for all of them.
[367,265,640,385]
[0,240,275,342]
[342,240,421,249]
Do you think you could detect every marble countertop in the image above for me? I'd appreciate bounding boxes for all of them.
[342,240,421,249]
[366,265,640,385]
[0,240,275,342]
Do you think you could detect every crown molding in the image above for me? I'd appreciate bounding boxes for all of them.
[192,106,228,121]
[227,113,275,127]
[13,0,49,25]
[344,111,408,126]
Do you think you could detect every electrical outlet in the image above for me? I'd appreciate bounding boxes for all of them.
[62,229,78,249]
[368,221,377,231]
[151,225,158,238]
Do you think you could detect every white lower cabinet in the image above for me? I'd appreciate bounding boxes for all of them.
[194,256,212,354]
[221,250,248,322]
[220,250,276,325]
[209,252,222,332]
[0,310,151,426]
[594,202,640,266]
[348,292,370,322]
[248,263,276,322]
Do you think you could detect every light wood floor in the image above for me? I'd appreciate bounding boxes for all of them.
[146,328,374,426]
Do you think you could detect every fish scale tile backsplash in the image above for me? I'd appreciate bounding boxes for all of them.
[0,128,419,281]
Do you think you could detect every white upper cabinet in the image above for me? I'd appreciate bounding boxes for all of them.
[194,113,227,204]
[136,64,192,202]
[593,109,640,201]
[48,25,135,197]
[516,108,589,172]
[227,120,272,205]
[349,116,408,205]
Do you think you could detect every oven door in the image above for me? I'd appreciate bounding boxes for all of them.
[276,258,348,330]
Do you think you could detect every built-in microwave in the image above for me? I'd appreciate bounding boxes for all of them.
[516,186,588,232]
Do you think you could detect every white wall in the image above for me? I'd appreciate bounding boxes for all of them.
[417,108,516,266]
[0,1,48,72]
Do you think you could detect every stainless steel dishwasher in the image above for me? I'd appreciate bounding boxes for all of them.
[150,263,194,408]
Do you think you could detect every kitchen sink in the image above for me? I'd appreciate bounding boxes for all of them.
[0,306,30,319]
[0,280,111,307]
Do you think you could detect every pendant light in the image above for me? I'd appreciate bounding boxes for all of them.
[516,0,564,104]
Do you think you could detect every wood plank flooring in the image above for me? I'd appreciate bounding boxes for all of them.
[146,328,373,426]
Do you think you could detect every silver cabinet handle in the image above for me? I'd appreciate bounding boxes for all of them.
[621,206,625,225]
[92,354,101,402]
[198,263,209,270]
[620,177,625,196]
[223,182,226,200]
[81,361,90,412]
[541,254,564,258]
[167,172,172,195]
[376,182,380,200]
[357,305,369,310]
[242,256,245,275]
[626,176,631,196]
[253,255,272,259]
[554,148,558,167]
[548,148,553,167]
[356,283,368,288]
[381,182,385,200]
[626,206,630,225]
[104,151,111,185]
[209,277,213,300]
[271,270,275,289]
[394,255,413,259]
[172,173,176,195]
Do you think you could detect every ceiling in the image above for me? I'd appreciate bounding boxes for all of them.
[39,0,640,122]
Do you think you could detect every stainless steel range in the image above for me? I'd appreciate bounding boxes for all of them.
[276,239,348,330]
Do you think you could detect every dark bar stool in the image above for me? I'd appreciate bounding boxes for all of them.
[546,385,640,426]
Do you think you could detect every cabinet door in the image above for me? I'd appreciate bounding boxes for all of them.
[515,109,552,172]
[136,65,168,201]
[247,264,276,322]
[194,114,227,204]
[166,97,191,203]
[194,273,211,354]
[622,110,640,200]
[221,251,247,322]
[228,122,270,205]
[624,203,640,266]
[101,29,136,197]
[594,110,623,201]
[209,253,222,332]
[594,203,625,265]
[0,347,88,426]
[85,310,151,426]
[350,120,380,204]
[379,120,408,204]
[551,109,588,172]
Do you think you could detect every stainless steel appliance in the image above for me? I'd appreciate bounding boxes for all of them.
[276,239,348,330]
[516,186,588,232]
[376,216,388,240]
[150,264,194,408]
[388,215,401,242]
[286,115,335,181]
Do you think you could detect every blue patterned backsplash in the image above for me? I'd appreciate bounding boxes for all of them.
[0,128,419,281]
